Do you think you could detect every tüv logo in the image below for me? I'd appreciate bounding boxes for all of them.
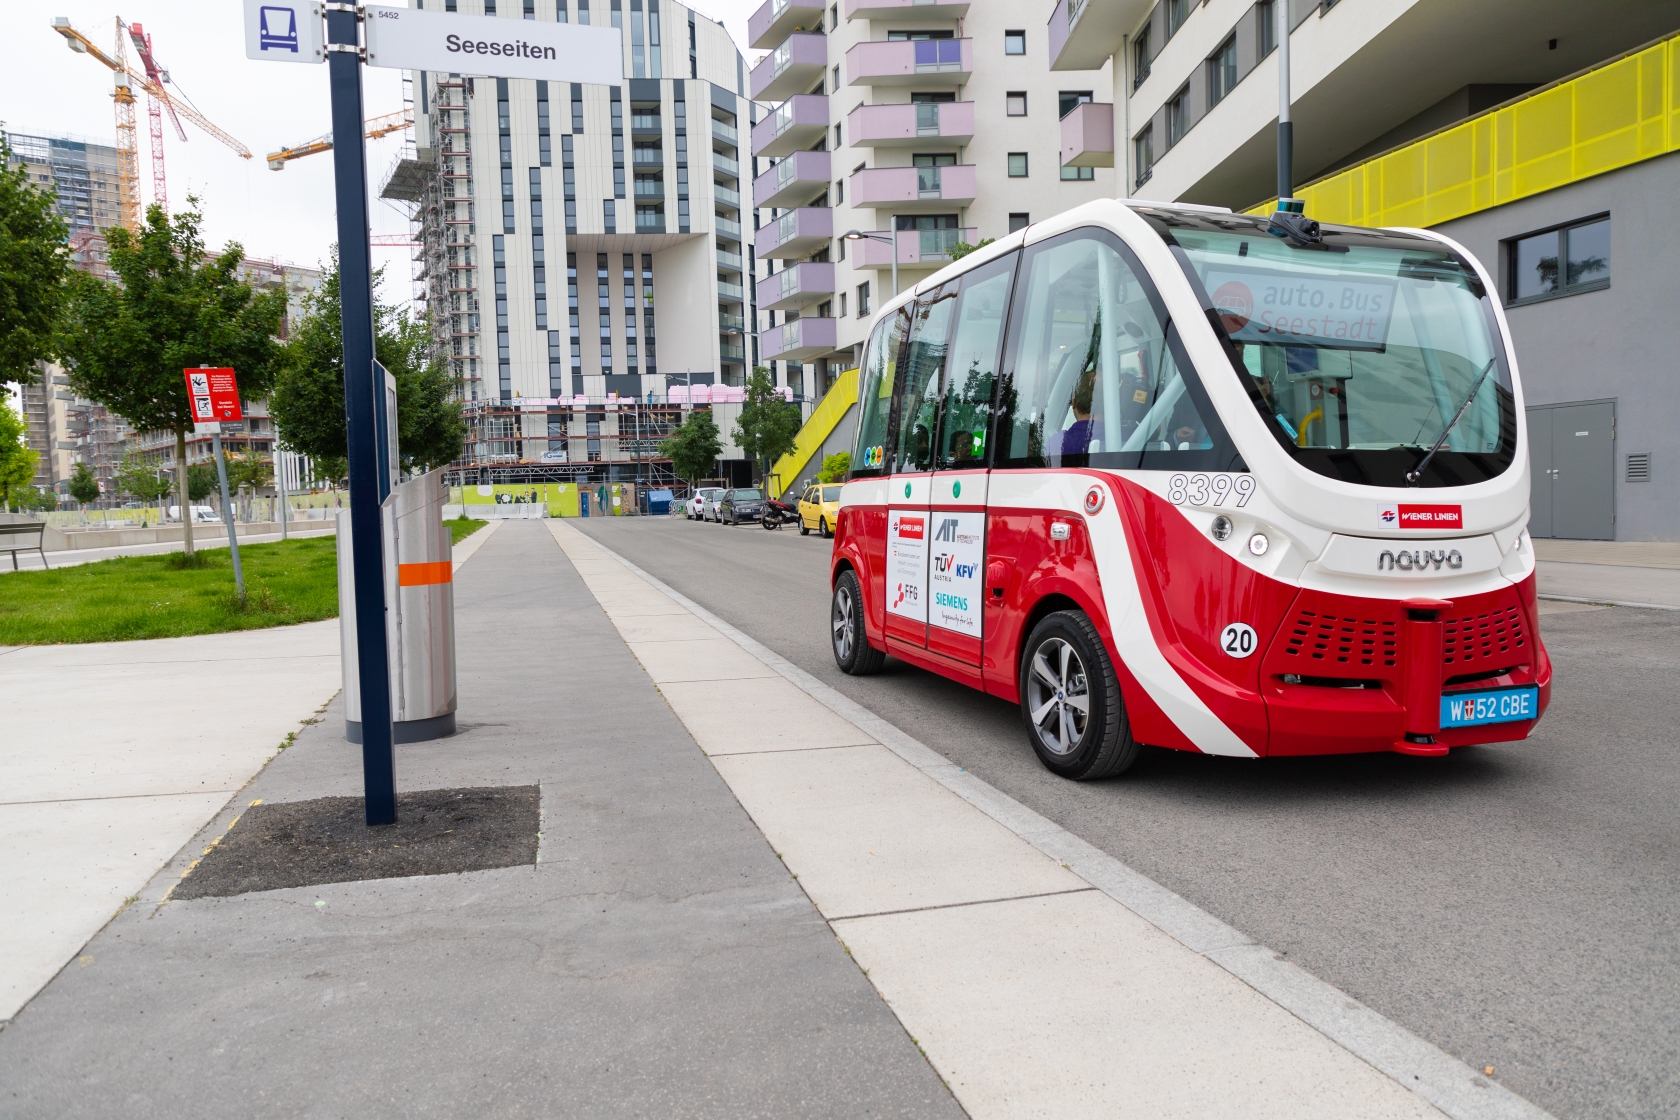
[259,6,299,52]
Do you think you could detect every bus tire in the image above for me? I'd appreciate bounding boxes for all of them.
[832,570,885,676]
[1018,611,1139,780]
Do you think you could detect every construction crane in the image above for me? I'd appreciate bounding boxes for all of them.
[266,109,413,170]
[126,22,186,215]
[53,16,253,231]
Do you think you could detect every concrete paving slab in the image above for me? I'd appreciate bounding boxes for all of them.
[712,743,1086,920]
[625,636,781,683]
[835,890,1447,1120]
[660,678,880,755]
[612,613,729,643]
[1535,560,1680,608]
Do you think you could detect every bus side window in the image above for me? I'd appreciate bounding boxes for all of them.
[893,284,958,474]
[936,251,1017,469]
[851,306,910,477]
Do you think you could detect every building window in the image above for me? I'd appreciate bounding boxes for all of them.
[834,122,843,149]
[838,292,847,317]
[1208,36,1238,107]
[1009,213,1029,233]
[832,64,841,93]
[835,177,844,205]
[1257,0,1276,57]
[1058,90,1092,119]
[1166,0,1190,37]
[1060,164,1094,181]
[857,281,870,316]
[1004,29,1025,55]
[1507,215,1610,304]
[1132,25,1151,88]
[1006,91,1027,116]
[1166,85,1190,146]
[1007,152,1028,177]
[1134,124,1154,188]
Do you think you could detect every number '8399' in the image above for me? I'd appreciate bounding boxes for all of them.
[1168,473,1255,508]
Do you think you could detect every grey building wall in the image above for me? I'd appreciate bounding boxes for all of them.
[1436,150,1680,541]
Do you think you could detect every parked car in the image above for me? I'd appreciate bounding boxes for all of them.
[688,487,724,520]
[719,488,765,525]
[702,490,727,522]
[797,484,843,538]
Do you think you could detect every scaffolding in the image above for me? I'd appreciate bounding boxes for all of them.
[442,397,696,489]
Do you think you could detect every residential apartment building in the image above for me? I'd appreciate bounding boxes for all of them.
[747,0,1119,410]
[397,0,764,485]
[3,131,122,235]
[1049,0,1680,540]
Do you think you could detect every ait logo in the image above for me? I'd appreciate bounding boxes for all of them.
[1379,504,1398,526]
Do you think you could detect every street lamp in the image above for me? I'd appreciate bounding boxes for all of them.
[844,228,900,300]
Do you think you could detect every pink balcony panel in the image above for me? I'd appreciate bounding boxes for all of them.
[1061,101,1115,168]
[1049,0,1141,72]
[753,206,833,260]
[853,227,977,271]
[761,316,839,362]
[847,101,974,148]
[845,38,971,88]
[749,0,826,50]
[750,32,829,102]
[845,0,968,20]
[848,164,976,211]
[754,149,832,209]
[757,262,836,311]
[751,93,829,158]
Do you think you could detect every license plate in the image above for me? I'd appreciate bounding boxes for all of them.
[1439,686,1539,728]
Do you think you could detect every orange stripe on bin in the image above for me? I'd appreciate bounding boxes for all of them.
[398,561,454,586]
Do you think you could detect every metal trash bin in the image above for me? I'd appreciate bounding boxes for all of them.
[338,468,458,743]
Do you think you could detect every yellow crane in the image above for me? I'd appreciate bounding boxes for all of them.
[53,16,253,233]
[266,109,414,170]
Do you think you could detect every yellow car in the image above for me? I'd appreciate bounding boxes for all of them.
[797,483,842,538]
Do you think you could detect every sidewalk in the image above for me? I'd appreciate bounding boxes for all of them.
[0,520,957,1118]
[1533,539,1680,609]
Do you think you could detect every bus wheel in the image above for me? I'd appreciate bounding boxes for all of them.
[1019,611,1139,780]
[832,570,885,676]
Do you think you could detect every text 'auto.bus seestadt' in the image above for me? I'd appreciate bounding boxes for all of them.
[827,197,1549,780]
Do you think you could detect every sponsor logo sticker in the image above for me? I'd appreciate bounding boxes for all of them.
[1399,504,1462,529]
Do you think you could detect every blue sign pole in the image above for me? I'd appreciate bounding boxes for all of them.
[326,1,397,826]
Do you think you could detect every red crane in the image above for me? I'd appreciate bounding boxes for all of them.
[126,21,185,214]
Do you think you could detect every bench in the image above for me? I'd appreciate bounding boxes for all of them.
[0,521,49,570]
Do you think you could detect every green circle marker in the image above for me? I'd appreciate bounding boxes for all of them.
[904,482,912,498]
[953,480,962,498]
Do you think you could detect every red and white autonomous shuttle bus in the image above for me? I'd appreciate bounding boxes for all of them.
[828,199,1549,780]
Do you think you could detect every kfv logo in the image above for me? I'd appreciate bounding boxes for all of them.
[934,518,959,542]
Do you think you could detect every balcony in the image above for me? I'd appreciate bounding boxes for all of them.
[633,179,665,198]
[720,342,748,362]
[751,94,829,158]
[846,38,970,88]
[717,248,745,273]
[718,281,746,304]
[630,113,663,136]
[636,216,667,233]
[1060,101,1115,168]
[845,0,968,18]
[853,226,977,270]
[713,152,741,180]
[710,118,739,147]
[761,316,838,362]
[719,312,747,333]
[757,261,836,311]
[632,147,665,167]
[847,101,973,149]
[1049,0,1145,72]
[750,33,828,102]
[715,215,744,242]
[849,164,976,211]
[713,184,742,210]
[748,0,825,50]
[753,205,833,260]
[754,149,832,209]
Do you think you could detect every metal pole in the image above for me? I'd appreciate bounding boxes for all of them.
[276,447,288,540]
[1276,0,1293,207]
[327,1,398,827]
[889,229,899,300]
[210,428,245,599]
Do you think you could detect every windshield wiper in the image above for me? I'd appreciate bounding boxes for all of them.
[1406,357,1498,485]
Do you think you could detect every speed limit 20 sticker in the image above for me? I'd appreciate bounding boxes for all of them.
[1168,473,1256,508]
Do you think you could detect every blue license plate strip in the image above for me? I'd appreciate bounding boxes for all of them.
[1440,685,1539,728]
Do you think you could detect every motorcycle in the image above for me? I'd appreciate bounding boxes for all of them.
[760,497,799,530]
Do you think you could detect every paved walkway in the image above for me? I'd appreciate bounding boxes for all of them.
[1532,539,1680,609]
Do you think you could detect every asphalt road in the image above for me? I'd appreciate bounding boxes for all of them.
[575,514,1679,1120]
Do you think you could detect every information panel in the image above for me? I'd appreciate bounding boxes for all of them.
[928,510,985,638]
[885,509,927,625]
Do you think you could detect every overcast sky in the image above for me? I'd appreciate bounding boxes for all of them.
[5,0,760,301]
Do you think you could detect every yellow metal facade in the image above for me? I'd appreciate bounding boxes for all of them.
[768,367,859,498]
[1248,32,1680,227]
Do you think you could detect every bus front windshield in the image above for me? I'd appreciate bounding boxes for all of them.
[1152,213,1517,488]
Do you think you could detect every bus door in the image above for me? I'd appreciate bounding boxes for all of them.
[883,282,958,651]
[927,251,1017,668]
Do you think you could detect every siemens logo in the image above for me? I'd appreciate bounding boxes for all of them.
[934,592,969,610]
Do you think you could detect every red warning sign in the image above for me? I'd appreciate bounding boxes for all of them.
[184,367,243,423]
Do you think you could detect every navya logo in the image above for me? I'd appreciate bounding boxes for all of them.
[933,518,959,542]
[934,592,969,610]
[258,5,299,52]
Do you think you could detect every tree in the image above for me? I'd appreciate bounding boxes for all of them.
[67,461,99,506]
[948,237,996,262]
[187,463,218,504]
[660,408,722,486]
[0,396,38,510]
[14,487,58,514]
[225,452,273,492]
[818,451,851,483]
[59,201,286,554]
[116,452,174,507]
[271,253,466,474]
[733,367,801,489]
[0,132,72,387]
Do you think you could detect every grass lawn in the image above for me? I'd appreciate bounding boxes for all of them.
[448,517,487,546]
[0,536,341,645]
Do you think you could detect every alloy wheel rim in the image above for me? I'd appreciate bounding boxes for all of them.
[833,586,854,660]
[1027,637,1090,756]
